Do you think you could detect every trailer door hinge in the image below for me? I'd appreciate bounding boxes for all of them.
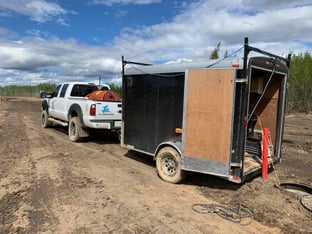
[230,162,242,168]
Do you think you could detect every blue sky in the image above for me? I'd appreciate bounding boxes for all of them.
[1,1,179,45]
[0,0,312,86]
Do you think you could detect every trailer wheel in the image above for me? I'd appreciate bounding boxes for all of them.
[156,146,186,183]
[68,117,82,142]
[41,110,51,128]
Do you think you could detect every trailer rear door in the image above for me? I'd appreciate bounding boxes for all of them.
[182,68,236,177]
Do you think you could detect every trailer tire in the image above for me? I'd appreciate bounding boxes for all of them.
[156,146,186,183]
[41,110,51,128]
[68,117,82,142]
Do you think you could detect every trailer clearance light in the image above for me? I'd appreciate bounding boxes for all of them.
[265,60,280,68]
[243,117,248,129]
[232,63,239,67]
[231,176,241,183]
[90,104,96,116]
[175,128,183,134]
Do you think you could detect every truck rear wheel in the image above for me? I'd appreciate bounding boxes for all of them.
[156,146,186,183]
[41,110,51,128]
[68,117,82,142]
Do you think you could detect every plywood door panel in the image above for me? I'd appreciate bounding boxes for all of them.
[183,69,235,163]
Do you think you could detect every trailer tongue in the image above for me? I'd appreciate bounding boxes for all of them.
[121,37,291,183]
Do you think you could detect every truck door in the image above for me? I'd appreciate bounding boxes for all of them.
[48,84,62,118]
[49,84,69,120]
[54,83,69,120]
[182,68,236,177]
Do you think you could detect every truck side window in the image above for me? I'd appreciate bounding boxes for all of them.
[60,84,69,98]
[53,85,61,98]
[71,85,97,97]
[71,85,81,96]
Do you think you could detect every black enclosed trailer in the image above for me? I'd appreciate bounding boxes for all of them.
[121,38,291,183]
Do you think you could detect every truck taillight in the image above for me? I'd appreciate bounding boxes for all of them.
[90,104,96,116]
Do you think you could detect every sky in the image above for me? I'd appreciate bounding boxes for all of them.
[0,0,312,86]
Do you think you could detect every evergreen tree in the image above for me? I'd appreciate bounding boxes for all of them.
[210,42,221,59]
[224,50,229,59]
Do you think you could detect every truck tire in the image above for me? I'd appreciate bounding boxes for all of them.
[41,110,51,128]
[117,130,121,142]
[156,146,186,183]
[68,117,82,142]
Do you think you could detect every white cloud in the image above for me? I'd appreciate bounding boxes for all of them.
[115,0,312,61]
[0,37,122,86]
[0,0,67,24]
[90,0,162,6]
[242,0,312,10]
[26,29,50,38]
[0,0,312,86]
[4,77,15,83]
[0,27,19,39]
[0,68,18,76]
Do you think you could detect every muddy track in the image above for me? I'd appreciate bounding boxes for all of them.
[0,98,311,233]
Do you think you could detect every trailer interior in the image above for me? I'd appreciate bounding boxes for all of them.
[243,65,288,178]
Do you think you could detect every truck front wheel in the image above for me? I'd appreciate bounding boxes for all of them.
[156,146,186,183]
[68,117,82,142]
[41,110,51,128]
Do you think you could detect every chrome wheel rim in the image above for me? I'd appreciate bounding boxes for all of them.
[163,156,177,175]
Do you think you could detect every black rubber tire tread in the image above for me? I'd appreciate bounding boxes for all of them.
[156,146,186,184]
[41,110,52,128]
[68,117,82,142]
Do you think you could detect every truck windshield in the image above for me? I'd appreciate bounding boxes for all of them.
[70,84,97,97]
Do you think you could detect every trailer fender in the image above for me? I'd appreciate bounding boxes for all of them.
[154,141,183,160]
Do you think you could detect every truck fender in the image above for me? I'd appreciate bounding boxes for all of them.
[154,141,183,160]
[41,100,49,111]
[68,104,85,128]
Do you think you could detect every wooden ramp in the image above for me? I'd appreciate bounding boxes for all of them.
[243,153,274,176]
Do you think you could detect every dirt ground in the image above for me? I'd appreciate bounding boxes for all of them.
[0,97,311,234]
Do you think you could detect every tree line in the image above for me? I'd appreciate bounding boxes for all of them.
[0,83,121,98]
[0,83,56,97]
[0,52,311,113]
[287,52,312,113]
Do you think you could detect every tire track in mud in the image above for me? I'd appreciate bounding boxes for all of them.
[0,99,36,233]
[24,116,88,233]
[23,114,185,233]
[23,112,163,233]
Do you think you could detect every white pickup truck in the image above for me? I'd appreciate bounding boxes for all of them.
[40,82,122,142]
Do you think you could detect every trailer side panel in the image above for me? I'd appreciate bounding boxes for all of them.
[123,74,185,154]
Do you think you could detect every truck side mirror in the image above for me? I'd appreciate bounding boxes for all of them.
[40,91,46,98]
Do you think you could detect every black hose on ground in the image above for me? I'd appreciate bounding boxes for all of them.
[192,202,253,226]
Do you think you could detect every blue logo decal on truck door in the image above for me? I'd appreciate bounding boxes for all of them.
[102,105,109,113]
[51,100,56,109]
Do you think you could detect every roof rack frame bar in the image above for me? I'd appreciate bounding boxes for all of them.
[243,37,291,79]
